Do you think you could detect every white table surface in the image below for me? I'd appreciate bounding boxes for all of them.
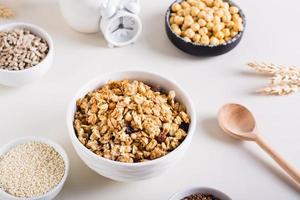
[1,0,300,199]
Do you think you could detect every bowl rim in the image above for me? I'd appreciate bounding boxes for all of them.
[66,70,197,167]
[169,186,232,200]
[0,136,69,200]
[165,0,246,48]
[0,22,54,74]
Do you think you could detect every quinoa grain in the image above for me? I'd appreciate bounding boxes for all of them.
[0,141,65,198]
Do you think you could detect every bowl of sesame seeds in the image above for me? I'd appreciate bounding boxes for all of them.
[0,22,53,87]
[0,136,69,200]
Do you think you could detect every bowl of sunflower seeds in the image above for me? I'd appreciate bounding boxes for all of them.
[67,70,197,182]
[0,22,53,87]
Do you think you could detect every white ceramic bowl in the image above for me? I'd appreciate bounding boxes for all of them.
[0,22,54,87]
[0,136,69,200]
[67,70,196,182]
[169,187,232,200]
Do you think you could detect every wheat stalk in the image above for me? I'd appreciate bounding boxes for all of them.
[247,62,300,96]
[0,5,14,18]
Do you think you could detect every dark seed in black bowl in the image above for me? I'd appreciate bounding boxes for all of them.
[182,193,221,200]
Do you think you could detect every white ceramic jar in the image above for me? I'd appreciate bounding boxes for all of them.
[59,0,103,33]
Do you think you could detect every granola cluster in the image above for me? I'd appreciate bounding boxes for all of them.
[74,80,191,163]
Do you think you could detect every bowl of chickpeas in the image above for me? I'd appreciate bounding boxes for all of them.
[165,0,246,56]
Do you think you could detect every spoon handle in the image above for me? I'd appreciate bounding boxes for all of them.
[255,134,300,184]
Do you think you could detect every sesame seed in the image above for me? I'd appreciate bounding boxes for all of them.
[0,141,65,198]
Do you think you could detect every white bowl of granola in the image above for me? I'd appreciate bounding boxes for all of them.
[66,71,196,182]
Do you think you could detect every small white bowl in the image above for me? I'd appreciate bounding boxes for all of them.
[169,187,232,200]
[66,70,197,182]
[0,22,54,87]
[0,136,69,200]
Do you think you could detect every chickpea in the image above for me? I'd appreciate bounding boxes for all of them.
[225,21,234,28]
[204,0,214,7]
[233,23,243,32]
[229,6,239,14]
[183,36,192,42]
[183,8,191,16]
[222,2,229,9]
[174,16,184,25]
[215,9,224,17]
[190,0,200,6]
[198,10,206,19]
[233,14,243,23]
[219,39,225,44]
[213,16,221,24]
[213,0,223,8]
[192,34,201,42]
[210,36,219,45]
[191,23,200,31]
[184,15,194,26]
[230,30,238,37]
[220,22,225,29]
[173,27,182,35]
[187,0,195,5]
[199,27,208,35]
[222,28,231,37]
[190,6,200,16]
[171,24,182,35]
[222,13,232,22]
[204,13,214,22]
[196,1,206,9]
[184,28,195,38]
[203,7,211,13]
[181,23,189,31]
[170,16,175,24]
[198,18,207,27]
[225,36,231,41]
[232,13,239,21]
[171,24,180,30]
[181,1,191,9]
[200,35,210,45]
[215,31,225,39]
[212,6,219,12]
[213,23,223,32]
[206,21,214,30]
[177,9,184,16]
[171,3,182,12]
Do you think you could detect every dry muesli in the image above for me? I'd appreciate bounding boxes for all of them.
[0,141,65,198]
[74,80,191,163]
[169,0,244,45]
[0,28,49,71]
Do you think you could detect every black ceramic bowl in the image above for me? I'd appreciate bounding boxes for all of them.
[165,0,246,56]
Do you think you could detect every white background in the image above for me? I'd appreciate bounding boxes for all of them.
[1,0,300,199]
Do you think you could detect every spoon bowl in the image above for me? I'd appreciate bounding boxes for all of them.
[218,103,257,141]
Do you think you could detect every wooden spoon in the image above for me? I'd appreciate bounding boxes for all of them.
[218,103,300,184]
